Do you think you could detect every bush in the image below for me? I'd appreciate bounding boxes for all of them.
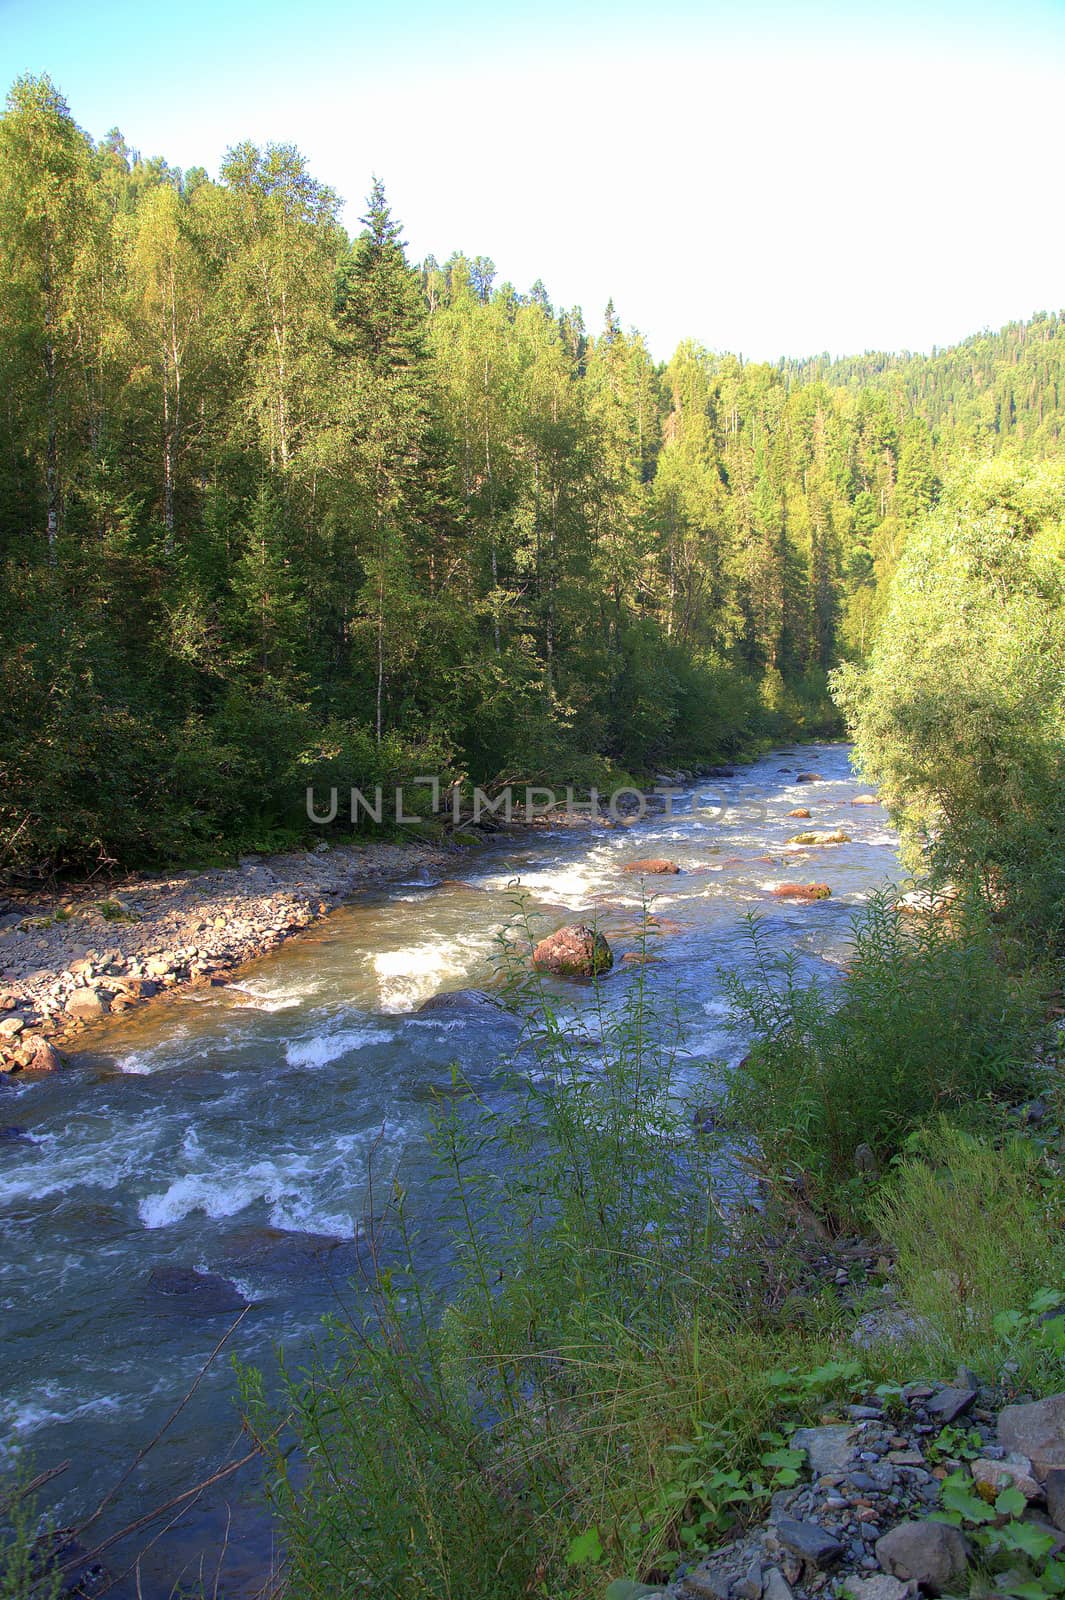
[870,1120,1065,1383]
[834,461,1065,948]
[725,891,1042,1223]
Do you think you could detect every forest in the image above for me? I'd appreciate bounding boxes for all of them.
[2,72,1065,872]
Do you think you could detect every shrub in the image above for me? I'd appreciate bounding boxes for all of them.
[725,891,1041,1223]
[870,1120,1065,1382]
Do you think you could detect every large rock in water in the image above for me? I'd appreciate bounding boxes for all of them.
[787,829,850,847]
[417,988,513,1021]
[623,858,680,875]
[532,924,613,977]
[145,1265,250,1316]
[771,883,831,902]
[998,1393,1065,1480]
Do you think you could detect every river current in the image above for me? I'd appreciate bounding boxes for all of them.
[0,743,901,1594]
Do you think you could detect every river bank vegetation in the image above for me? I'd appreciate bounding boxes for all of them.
[4,73,1065,874]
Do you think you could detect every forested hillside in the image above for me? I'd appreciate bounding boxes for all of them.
[2,73,1063,872]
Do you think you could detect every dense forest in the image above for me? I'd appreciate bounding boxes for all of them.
[2,72,1064,872]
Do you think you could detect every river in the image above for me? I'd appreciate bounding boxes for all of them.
[0,743,900,1596]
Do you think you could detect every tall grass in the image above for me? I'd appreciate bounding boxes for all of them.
[724,890,1042,1224]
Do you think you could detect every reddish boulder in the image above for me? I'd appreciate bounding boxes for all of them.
[771,883,832,902]
[787,807,811,819]
[532,924,613,977]
[623,858,680,874]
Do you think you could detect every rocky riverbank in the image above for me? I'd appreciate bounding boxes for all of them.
[664,1374,1065,1600]
[0,758,741,1074]
[0,836,467,1071]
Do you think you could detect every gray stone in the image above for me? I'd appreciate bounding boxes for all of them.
[735,1558,764,1600]
[144,1265,250,1316]
[925,1386,976,1424]
[774,1518,844,1567]
[875,1520,970,1592]
[842,1577,916,1600]
[1046,1467,1065,1531]
[998,1393,1065,1481]
[972,1454,1041,1501]
[763,1571,794,1600]
[0,1015,24,1037]
[791,1424,857,1478]
[65,986,109,1020]
[852,1308,933,1349]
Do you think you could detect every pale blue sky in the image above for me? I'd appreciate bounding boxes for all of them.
[3,0,1064,360]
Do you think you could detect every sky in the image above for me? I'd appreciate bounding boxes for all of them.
[2,0,1064,362]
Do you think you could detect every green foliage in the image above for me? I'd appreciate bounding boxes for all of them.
[871,1123,1065,1377]
[9,73,1056,875]
[835,461,1065,946]
[0,1454,62,1600]
[725,891,1041,1222]
[934,1468,1064,1598]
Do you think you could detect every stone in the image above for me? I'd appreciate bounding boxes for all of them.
[972,1453,1041,1501]
[774,1518,844,1567]
[13,1036,63,1073]
[0,1015,24,1037]
[852,1307,933,1349]
[622,858,681,874]
[786,808,811,819]
[851,795,881,805]
[531,924,613,977]
[763,1570,794,1600]
[925,1386,976,1424]
[735,1558,764,1600]
[771,883,832,902]
[145,1265,250,1316]
[1045,1467,1065,1530]
[417,988,514,1022]
[787,830,851,847]
[854,1143,880,1176]
[65,987,109,1020]
[842,1578,916,1600]
[998,1394,1065,1481]
[795,773,824,783]
[791,1424,857,1478]
[875,1520,970,1591]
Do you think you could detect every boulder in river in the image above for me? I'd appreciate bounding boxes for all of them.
[10,1035,63,1073]
[220,1225,350,1277]
[532,924,613,977]
[787,829,850,847]
[771,883,832,902]
[795,772,824,783]
[851,794,880,805]
[623,858,680,875]
[417,988,514,1021]
[787,807,811,819]
[145,1264,251,1316]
